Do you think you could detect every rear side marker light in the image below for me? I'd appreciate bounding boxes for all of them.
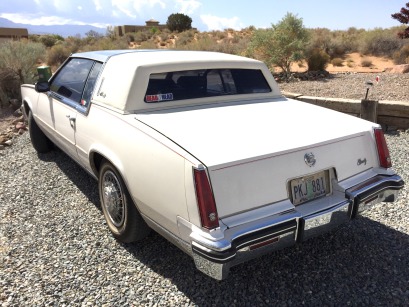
[374,128,392,168]
[194,168,219,230]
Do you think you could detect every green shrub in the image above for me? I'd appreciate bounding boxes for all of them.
[393,44,409,64]
[47,44,71,67]
[361,58,372,67]
[306,48,330,71]
[331,58,344,66]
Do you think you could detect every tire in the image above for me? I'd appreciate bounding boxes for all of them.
[98,161,150,243]
[28,111,53,153]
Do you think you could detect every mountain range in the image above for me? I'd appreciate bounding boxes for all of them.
[0,17,106,37]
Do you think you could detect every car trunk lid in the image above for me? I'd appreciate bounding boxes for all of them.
[135,98,379,218]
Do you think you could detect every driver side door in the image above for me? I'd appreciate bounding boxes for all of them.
[36,58,95,158]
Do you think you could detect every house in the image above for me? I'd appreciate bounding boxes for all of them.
[115,19,167,36]
[0,27,29,43]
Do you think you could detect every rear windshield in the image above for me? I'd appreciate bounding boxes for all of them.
[144,69,271,103]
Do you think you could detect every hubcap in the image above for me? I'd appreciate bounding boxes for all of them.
[102,170,125,227]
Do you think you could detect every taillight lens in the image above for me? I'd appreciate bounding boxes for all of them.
[374,128,392,168]
[193,168,219,229]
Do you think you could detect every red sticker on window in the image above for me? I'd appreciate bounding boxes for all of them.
[146,93,173,102]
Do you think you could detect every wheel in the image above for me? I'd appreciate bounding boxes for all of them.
[98,161,150,243]
[28,110,53,153]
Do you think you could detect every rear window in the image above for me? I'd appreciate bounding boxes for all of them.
[144,69,271,103]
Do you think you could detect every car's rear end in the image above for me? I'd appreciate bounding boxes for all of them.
[130,52,403,280]
[137,98,404,280]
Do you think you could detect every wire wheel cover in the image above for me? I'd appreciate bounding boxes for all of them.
[102,170,125,227]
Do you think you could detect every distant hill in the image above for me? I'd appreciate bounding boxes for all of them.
[0,17,105,37]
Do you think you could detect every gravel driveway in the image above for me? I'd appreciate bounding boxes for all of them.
[1,131,408,306]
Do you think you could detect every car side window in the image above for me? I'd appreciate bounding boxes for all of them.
[50,58,94,104]
[80,62,103,108]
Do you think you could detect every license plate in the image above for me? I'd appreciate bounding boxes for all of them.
[290,171,330,205]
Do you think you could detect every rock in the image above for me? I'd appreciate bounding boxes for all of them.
[0,136,6,144]
[388,64,409,74]
[12,116,24,125]
[0,144,4,150]
[4,139,12,146]
[15,122,26,131]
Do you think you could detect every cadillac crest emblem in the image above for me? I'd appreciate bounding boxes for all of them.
[304,152,316,167]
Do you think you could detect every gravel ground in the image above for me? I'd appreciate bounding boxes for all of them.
[1,130,409,306]
[279,72,409,102]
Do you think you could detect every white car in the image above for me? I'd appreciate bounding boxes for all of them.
[21,50,404,280]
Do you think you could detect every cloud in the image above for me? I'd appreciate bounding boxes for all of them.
[0,13,107,28]
[176,0,201,14]
[93,0,103,11]
[200,14,244,31]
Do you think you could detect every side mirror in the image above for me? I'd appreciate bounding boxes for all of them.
[35,81,50,93]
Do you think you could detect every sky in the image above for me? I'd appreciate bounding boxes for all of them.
[0,0,405,32]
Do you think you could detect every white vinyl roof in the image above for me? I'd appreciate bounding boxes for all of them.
[71,50,281,112]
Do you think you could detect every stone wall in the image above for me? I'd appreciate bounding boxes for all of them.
[282,91,409,130]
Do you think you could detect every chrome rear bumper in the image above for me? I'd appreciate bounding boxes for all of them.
[191,174,404,280]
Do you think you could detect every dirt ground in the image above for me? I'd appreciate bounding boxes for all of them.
[288,52,395,73]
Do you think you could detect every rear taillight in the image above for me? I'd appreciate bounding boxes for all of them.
[193,168,219,229]
[374,128,392,168]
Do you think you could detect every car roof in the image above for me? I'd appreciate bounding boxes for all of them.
[70,49,260,65]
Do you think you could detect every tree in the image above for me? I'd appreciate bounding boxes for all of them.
[392,2,409,38]
[166,13,192,32]
[248,13,309,76]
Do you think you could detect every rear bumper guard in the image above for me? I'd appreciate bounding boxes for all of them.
[191,174,404,280]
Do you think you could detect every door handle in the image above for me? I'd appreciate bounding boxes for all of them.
[66,115,76,127]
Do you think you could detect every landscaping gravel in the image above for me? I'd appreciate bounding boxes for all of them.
[279,72,409,102]
[1,128,408,305]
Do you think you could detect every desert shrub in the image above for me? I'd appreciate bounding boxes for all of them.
[361,58,372,67]
[138,40,158,49]
[175,30,195,46]
[64,36,83,53]
[346,58,355,68]
[134,31,152,43]
[306,48,330,71]
[40,34,64,48]
[248,13,309,74]
[47,44,71,67]
[359,28,405,57]
[331,58,344,66]
[393,44,409,64]
[125,33,135,43]
[0,40,46,106]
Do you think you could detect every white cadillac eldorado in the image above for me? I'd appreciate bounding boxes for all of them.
[21,50,404,280]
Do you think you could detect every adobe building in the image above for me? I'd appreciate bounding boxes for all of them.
[0,27,29,44]
[115,19,167,36]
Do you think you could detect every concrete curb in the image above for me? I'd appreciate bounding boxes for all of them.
[282,91,409,130]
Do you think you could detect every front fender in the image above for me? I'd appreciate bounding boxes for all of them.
[21,84,39,117]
